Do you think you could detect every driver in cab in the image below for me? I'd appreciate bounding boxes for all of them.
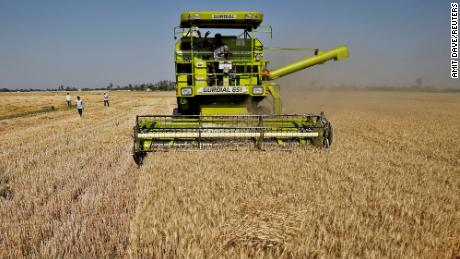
[213,33,230,60]
[210,33,232,86]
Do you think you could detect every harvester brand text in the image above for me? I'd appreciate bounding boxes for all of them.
[452,2,458,78]
[199,86,244,94]
[213,14,236,19]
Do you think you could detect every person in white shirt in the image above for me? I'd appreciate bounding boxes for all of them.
[213,33,230,60]
[65,93,72,109]
[211,34,231,86]
[103,92,109,107]
[76,96,84,117]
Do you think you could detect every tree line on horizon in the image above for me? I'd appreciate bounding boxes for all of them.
[0,80,176,92]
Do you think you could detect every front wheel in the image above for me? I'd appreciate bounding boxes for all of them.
[172,108,181,116]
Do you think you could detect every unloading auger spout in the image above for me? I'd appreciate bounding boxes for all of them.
[132,11,348,164]
[266,46,349,80]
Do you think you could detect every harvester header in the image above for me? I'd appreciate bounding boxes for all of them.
[132,10,349,164]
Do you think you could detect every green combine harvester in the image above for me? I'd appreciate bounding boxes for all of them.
[133,11,348,164]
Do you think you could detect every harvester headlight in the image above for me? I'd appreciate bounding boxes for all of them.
[252,87,263,95]
[255,53,261,61]
[181,87,192,96]
[245,14,253,19]
[190,13,200,19]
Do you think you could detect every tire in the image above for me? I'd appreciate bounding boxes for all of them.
[173,108,182,116]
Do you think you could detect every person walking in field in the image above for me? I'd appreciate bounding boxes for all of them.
[103,92,109,107]
[76,96,84,117]
[65,93,72,109]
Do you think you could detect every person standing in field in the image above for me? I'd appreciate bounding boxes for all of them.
[65,93,72,109]
[103,92,109,107]
[76,96,84,117]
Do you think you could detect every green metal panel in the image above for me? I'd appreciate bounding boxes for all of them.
[200,104,249,115]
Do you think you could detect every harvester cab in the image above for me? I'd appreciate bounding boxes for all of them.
[133,11,348,164]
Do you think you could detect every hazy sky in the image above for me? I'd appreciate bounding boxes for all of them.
[0,0,457,89]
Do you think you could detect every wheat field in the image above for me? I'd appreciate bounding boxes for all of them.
[0,90,459,258]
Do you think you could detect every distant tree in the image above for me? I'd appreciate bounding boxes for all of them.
[100,80,175,92]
